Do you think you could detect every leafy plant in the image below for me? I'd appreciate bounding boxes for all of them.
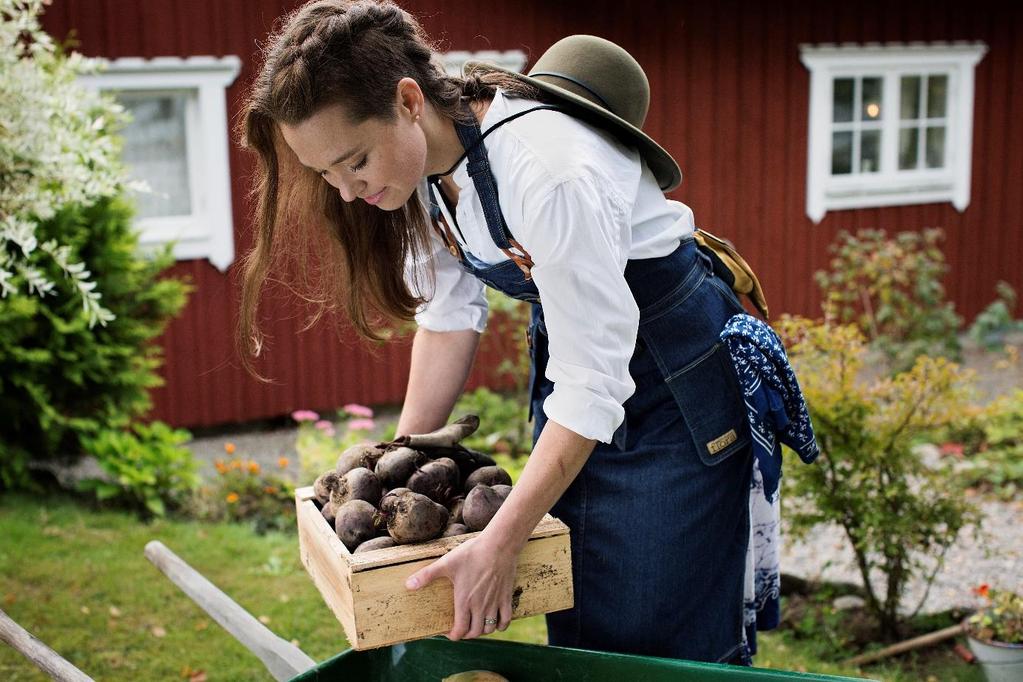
[777,315,982,640]
[966,585,1023,645]
[940,389,1023,499]
[0,197,189,490]
[815,228,962,372]
[967,281,1023,350]
[455,387,532,458]
[77,421,199,517]
[190,447,296,534]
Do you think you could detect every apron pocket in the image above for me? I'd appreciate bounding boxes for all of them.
[665,342,750,466]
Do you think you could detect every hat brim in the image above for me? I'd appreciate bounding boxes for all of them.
[465,60,683,192]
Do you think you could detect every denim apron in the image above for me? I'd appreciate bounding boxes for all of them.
[428,111,754,663]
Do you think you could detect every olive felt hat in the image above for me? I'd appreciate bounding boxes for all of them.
[466,34,683,192]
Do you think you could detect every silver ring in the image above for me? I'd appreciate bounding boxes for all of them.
[483,617,498,626]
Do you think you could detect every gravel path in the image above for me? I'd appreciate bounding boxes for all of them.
[780,494,1023,615]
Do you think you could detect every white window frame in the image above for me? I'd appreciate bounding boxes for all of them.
[78,56,241,271]
[800,43,987,224]
[440,49,528,76]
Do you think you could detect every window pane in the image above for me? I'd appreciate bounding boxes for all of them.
[926,126,946,168]
[832,131,853,174]
[900,76,921,120]
[899,127,920,170]
[927,75,948,118]
[833,78,854,123]
[860,130,881,173]
[861,77,882,121]
[116,91,192,219]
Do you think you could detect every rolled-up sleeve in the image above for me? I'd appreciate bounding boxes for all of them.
[520,176,638,443]
[404,215,488,333]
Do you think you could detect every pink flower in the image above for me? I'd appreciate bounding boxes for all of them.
[291,409,320,422]
[314,419,334,431]
[343,403,374,418]
[347,418,376,432]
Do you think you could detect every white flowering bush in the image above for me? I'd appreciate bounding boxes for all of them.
[0,0,189,492]
[1,0,136,326]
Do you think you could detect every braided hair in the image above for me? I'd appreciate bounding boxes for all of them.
[237,0,542,374]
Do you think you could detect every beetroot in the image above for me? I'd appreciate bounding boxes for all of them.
[374,447,426,489]
[379,487,411,516]
[353,536,396,554]
[387,491,449,544]
[447,495,465,525]
[441,523,469,537]
[321,500,339,526]
[334,499,379,552]
[313,471,340,504]
[406,457,460,504]
[463,465,512,492]
[336,443,385,476]
[463,484,508,532]
[330,467,382,507]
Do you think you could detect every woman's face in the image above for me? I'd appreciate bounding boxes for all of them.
[280,89,427,211]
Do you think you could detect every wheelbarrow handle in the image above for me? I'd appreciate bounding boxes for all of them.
[0,608,94,681]
[144,540,316,681]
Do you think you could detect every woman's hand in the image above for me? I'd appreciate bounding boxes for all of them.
[404,530,520,640]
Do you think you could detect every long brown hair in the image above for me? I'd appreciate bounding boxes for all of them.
[236,0,542,376]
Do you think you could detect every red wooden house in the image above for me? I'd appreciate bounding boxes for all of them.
[42,1,1023,428]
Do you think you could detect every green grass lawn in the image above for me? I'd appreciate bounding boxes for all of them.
[0,494,983,681]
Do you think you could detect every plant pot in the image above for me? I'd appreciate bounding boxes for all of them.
[966,632,1023,682]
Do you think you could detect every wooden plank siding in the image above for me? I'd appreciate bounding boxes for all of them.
[41,1,1023,428]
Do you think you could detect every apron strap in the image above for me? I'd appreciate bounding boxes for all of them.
[428,103,566,280]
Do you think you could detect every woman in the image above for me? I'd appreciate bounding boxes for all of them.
[239,0,754,663]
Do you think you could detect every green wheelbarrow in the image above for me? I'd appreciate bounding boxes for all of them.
[0,541,868,681]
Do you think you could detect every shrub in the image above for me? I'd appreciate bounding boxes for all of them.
[0,198,189,489]
[967,281,1023,350]
[815,228,962,372]
[1,0,132,325]
[77,421,199,517]
[777,315,982,640]
[190,448,296,534]
[940,389,1023,500]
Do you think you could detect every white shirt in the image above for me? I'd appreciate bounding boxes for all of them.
[407,89,696,443]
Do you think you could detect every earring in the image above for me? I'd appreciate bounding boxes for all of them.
[414,113,421,121]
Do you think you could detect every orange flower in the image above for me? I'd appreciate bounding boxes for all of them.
[277,456,290,469]
[224,442,236,454]
[214,460,228,474]
[226,492,239,504]
[248,461,261,475]
[230,459,242,470]
[974,583,991,598]
[263,486,278,495]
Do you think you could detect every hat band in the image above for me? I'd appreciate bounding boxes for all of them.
[528,70,612,112]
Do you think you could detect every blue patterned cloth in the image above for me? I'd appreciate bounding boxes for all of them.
[721,314,819,501]
[720,313,819,657]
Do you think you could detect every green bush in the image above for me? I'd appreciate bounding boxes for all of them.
[942,389,1023,499]
[0,197,189,489]
[77,421,199,517]
[777,316,982,640]
[815,228,962,372]
[967,281,1023,350]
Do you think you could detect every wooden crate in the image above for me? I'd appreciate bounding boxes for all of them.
[295,485,573,650]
